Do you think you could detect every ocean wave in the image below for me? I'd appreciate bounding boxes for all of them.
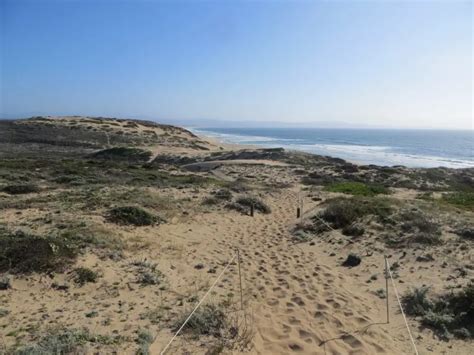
[288,143,474,168]
[191,128,474,169]
[190,128,303,143]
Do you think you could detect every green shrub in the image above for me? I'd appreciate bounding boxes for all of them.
[325,182,389,196]
[136,329,154,355]
[0,230,77,273]
[2,184,39,195]
[202,197,221,206]
[319,197,392,229]
[0,308,9,317]
[442,192,474,211]
[12,327,122,354]
[402,284,474,340]
[399,210,442,245]
[402,287,433,316]
[131,260,163,286]
[172,303,227,338]
[0,276,11,290]
[91,147,152,163]
[107,206,160,226]
[235,196,271,214]
[214,189,233,200]
[455,227,474,240]
[73,267,99,285]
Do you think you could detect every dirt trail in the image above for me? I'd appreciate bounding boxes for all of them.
[152,188,415,354]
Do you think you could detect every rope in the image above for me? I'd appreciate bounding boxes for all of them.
[385,258,419,355]
[160,253,238,355]
[305,196,418,354]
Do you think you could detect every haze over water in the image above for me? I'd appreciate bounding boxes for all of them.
[193,128,474,169]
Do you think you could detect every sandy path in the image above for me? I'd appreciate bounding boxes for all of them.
[152,188,417,354]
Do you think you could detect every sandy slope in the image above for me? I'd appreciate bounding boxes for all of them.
[149,183,470,354]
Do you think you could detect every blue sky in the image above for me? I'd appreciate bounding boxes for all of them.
[1,0,472,129]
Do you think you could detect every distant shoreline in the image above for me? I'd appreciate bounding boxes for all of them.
[191,127,474,169]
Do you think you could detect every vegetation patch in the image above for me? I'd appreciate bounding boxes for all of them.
[235,196,271,214]
[107,206,161,226]
[398,209,442,245]
[10,327,123,354]
[214,188,233,200]
[72,267,99,285]
[454,227,474,240]
[2,184,39,195]
[325,182,389,196]
[131,260,163,286]
[318,197,392,229]
[441,192,474,211]
[136,329,154,355]
[0,229,78,273]
[402,284,474,340]
[91,147,152,163]
[172,303,227,338]
[0,275,11,290]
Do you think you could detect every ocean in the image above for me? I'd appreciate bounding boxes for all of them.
[191,127,474,169]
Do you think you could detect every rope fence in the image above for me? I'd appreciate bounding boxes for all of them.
[159,251,240,354]
[295,190,420,354]
[385,257,419,355]
[160,191,422,354]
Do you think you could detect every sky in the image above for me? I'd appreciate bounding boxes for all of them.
[1,0,472,129]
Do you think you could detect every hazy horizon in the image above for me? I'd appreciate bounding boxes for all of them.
[1,0,473,130]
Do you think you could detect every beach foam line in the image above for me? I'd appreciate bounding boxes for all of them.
[192,128,474,168]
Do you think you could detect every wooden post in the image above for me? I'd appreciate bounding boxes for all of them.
[300,195,304,221]
[384,256,390,324]
[250,203,254,217]
[237,249,243,310]
[297,207,301,219]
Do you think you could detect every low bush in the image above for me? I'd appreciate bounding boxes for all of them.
[319,197,392,229]
[235,196,271,214]
[0,276,11,290]
[2,184,39,195]
[11,327,123,354]
[225,202,249,214]
[107,206,160,226]
[401,287,432,316]
[399,210,442,245]
[214,188,233,200]
[131,260,163,286]
[72,267,99,285]
[91,147,152,163]
[325,182,389,196]
[342,223,365,237]
[201,197,221,206]
[0,230,78,273]
[402,284,474,340]
[455,227,474,240]
[442,192,474,211]
[136,329,154,355]
[172,303,227,338]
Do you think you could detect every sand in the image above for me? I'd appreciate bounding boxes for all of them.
[0,118,472,354]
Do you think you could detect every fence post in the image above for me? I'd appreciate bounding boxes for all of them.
[237,249,243,310]
[384,255,390,323]
[300,194,304,221]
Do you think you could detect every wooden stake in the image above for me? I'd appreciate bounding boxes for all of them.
[300,195,304,220]
[384,256,390,324]
[297,207,301,219]
[250,203,254,217]
[237,249,243,310]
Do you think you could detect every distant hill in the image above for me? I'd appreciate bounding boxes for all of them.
[0,116,214,157]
